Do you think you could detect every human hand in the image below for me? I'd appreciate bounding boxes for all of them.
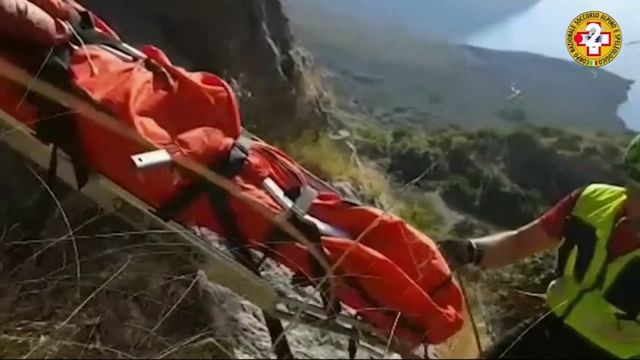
[29,0,74,21]
[0,0,74,46]
[437,238,477,270]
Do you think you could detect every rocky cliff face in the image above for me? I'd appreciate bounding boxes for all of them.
[80,0,331,140]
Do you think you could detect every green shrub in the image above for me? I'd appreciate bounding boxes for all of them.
[285,132,352,181]
[285,131,392,204]
[356,124,391,145]
[392,194,444,233]
[475,128,500,141]
[442,174,544,228]
[546,133,582,153]
[450,218,489,238]
[388,146,439,183]
[441,176,476,210]
[354,125,391,159]
[391,128,412,142]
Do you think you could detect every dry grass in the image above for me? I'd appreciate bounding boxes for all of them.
[390,194,444,234]
[284,131,444,232]
[0,185,234,359]
[283,132,354,181]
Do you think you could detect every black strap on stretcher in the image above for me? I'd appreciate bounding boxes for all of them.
[155,135,295,359]
[206,157,294,360]
[155,133,341,311]
[14,10,146,240]
[26,10,146,191]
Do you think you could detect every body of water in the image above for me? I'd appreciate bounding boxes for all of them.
[465,0,640,131]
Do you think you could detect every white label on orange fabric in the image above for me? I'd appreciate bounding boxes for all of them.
[131,149,172,170]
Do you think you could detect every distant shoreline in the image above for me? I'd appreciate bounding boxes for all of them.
[286,0,633,134]
[465,0,640,131]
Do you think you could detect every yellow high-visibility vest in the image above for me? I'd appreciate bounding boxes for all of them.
[546,183,640,359]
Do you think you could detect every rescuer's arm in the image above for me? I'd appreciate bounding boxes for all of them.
[468,220,558,269]
[439,188,582,270]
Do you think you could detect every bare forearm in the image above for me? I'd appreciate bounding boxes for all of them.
[472,221,557,269]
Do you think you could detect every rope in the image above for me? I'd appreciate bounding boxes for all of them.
[455,271,484,357]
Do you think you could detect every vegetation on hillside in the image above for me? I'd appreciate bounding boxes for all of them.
[282,130,446,236]
[282,121,634,244]
[352,122,633,228]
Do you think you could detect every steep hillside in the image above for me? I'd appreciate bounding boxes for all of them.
[353,122,633,228]
[80,0,333,140]
[285,4,633,133]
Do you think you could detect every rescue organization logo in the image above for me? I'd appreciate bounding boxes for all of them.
[566,11,623,68]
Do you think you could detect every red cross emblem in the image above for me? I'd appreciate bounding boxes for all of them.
[574,22,611,57]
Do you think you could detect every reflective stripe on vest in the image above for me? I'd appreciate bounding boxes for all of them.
[546,183,640,359]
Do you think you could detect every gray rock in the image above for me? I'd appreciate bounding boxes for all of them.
[79,0,332,140]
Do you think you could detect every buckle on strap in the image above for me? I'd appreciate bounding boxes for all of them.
[262,178,350,239]
[69,10,146,62]
[263,178,317,216]
[235,131,254,154]
[152,133,253,221]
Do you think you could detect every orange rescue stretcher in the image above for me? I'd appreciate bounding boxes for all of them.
[0,0,467,358]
